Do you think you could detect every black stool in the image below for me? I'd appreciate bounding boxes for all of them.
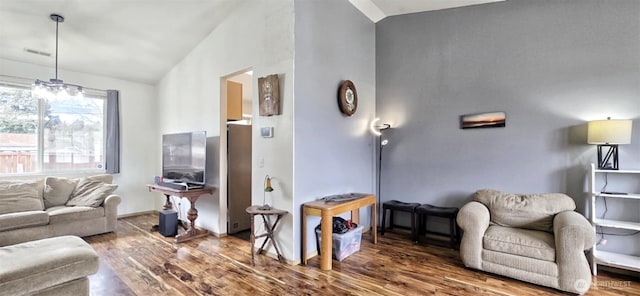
[415,204,460,249]
[381,200,420,242]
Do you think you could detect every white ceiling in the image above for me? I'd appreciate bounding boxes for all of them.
[352,0,506,22]
[0,0,241,84]
[0,0,505,85]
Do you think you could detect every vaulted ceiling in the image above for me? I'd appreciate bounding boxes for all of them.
[0,0,505,85]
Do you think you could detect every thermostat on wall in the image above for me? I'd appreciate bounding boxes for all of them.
[261,127,274,138]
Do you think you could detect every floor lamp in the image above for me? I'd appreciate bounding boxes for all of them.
[371,118,391,227]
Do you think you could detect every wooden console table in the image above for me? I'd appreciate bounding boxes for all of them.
[147,184,215,243]
[245,206,288,266]
[301,194,377,270]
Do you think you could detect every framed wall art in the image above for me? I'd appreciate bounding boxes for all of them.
[258,74,280,116]
[460,111,506,129]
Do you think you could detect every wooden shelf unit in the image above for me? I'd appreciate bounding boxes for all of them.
[588,163,640,276]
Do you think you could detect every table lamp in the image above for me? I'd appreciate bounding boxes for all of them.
[259,174,273,210]
[587,118,632,170]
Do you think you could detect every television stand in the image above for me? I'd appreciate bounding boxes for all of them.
[156,181,205,191]
[147,184,216,243]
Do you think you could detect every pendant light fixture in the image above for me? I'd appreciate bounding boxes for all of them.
[32,14,85,99]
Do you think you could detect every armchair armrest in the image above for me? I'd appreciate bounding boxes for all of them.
[103,194,121,232]
[553,211,595,251]
[457,201,490,269]
[553,210,595,293]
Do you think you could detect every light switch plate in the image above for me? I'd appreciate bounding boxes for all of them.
[261,127,274,138]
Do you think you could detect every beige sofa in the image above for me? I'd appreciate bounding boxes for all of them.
[457,189,595,294]
[0,174,121,247]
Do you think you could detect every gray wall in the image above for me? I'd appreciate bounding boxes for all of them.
[294,0,376,260]
[376,0,640,255]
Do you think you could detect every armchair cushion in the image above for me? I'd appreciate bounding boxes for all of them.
[484,225,556,262]
[474,189,576,232]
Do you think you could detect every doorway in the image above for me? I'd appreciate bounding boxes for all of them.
[224,70,253,237]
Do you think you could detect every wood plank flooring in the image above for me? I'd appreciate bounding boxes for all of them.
[85,214,639,295]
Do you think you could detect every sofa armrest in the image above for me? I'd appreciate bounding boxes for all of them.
[456,201,490,269]
[103,194,121,232]
[553,210,595,293]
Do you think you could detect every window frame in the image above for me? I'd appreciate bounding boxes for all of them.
[0,76,108,176]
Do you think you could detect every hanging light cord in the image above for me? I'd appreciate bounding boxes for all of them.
[50,14,65,83]
[54,16,59,81]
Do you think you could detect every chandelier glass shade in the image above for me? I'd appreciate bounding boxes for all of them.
[32,14,85,100]
[33,79,84,99]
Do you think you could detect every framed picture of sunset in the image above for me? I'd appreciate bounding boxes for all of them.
[460,111,506,129]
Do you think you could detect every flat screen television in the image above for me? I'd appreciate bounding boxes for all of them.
[162,131,207,185]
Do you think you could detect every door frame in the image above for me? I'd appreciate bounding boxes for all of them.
[219,67,253,235]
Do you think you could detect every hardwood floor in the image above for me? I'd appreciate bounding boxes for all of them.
[85,214,639,296]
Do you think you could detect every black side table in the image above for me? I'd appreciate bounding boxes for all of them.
[245,206,288,265]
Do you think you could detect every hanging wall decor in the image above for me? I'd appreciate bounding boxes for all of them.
[460,111,506,129]
[338,80,358,116]
[258,74,280,116]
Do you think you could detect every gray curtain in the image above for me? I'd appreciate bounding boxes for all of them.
[106,90,120,174]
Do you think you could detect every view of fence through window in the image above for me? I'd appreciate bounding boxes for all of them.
[0,84,105,174]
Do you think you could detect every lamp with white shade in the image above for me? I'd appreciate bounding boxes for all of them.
[587,118,633,170]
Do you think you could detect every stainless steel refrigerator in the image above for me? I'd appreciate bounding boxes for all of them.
[227,123,252,234]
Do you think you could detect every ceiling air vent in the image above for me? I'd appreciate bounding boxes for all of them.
[24,48,51,57]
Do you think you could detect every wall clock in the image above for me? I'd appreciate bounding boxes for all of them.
[338,80,358,116]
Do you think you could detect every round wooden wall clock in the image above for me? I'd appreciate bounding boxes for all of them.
[338,80,358,116]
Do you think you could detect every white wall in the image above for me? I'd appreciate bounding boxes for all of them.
[156,0,377,263]
[155,0,295,259]
[0,58,158,216]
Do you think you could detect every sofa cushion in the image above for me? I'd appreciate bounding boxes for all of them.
[484,225,556,262]
[0,181,43,214]
[0,179,45,201]
[474,189,576,232]
[0,235,99,296]
[46,206,105,223]
[84,174,113,184]
[0,211,49,231]
[43,177,79,208]
[66,178,118,207]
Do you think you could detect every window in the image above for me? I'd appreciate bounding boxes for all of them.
[0,78,107,175]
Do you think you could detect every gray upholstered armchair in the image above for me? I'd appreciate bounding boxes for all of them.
[457,189,595,294]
